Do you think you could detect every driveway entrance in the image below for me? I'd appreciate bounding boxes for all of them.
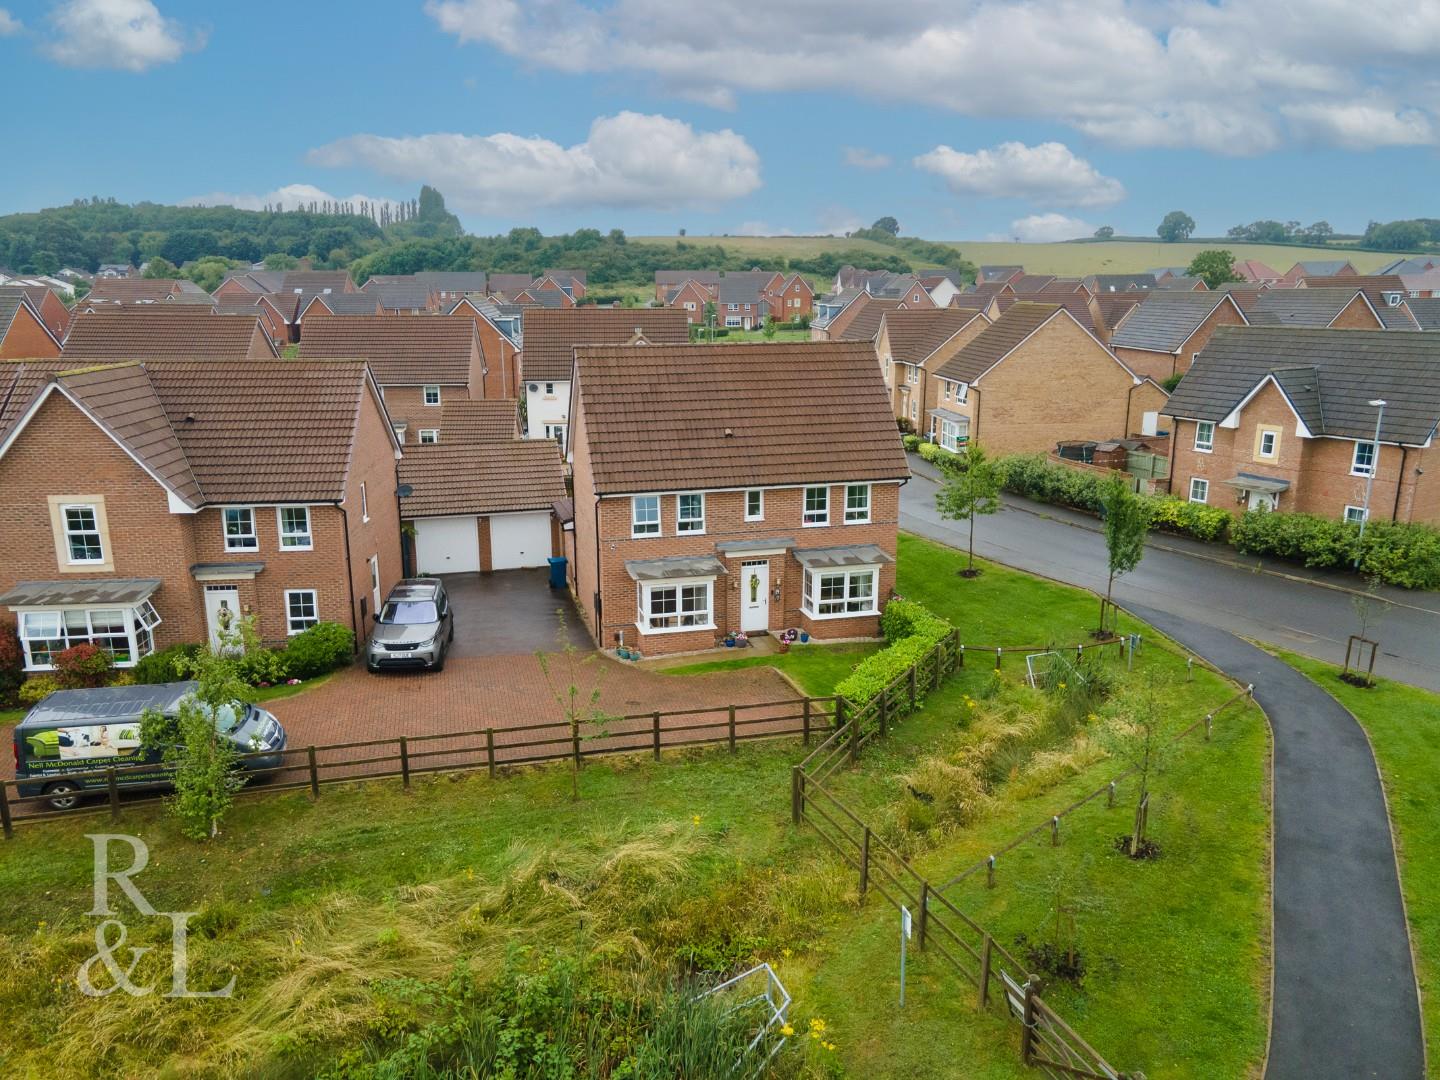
[438,570,590,657]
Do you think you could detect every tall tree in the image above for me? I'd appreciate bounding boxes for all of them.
[1185,249,1243,289]
[872,216,900,237]
[934,443,1003,576]
[1093,225,1115,239]
[1156,210,1196,242]
[1100,474,1150,630]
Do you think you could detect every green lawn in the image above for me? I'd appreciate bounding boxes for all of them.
[1273,651,1440,1077]
[0,539,1270,1079]
[695,327,813,344]
[660,642,880,696]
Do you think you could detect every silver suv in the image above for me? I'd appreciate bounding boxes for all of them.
[366,579,455,673]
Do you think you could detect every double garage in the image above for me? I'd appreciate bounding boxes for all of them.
[413,512,554,573]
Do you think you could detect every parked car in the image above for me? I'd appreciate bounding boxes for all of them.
[366,578,455,673]
[12,682,287,811]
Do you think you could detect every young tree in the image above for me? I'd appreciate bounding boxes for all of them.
[535,611,618,800]
[142,256,178,279]
[1098,681,1173,858]
[1185,249,1243,289]
[1156,210,1196,242]
[934,443,1003,576]
[1100,474,1150,631]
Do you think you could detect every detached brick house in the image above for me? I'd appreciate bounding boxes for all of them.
[928,303,1166,454]
[568,341,909,657]
[0,359,402,670]
[447,296,522,398]
[875,308,991,429]
[0,285,70,342]
[1109,292,1248,383]
[0,293,62,359]
[1164,327,1440,522]
[1248,288,1385,330]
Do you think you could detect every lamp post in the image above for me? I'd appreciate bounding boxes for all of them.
[1355,398,1386,567]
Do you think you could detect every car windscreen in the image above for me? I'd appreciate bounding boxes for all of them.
[380,600,438,624]
[195,701,252,734]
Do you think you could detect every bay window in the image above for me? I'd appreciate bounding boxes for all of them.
[638,579,713,631]
[802,567,878,618]
[935,417,968,453]
[17,601,161,670]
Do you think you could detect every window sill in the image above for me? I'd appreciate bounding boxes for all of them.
[631,531,661,539]
[1193,446,1213,454]
[224,545,259,554]
[635,621,716,636]
[801,608,878,621]
[1350,470,1375,478]
[843,517,871,525]
[281,543,314,552]
[676,528,706,537]
[802,520,830,528]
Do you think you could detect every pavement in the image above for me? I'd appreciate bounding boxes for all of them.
[1123,603,1425,1080]
[902,455,1440,692]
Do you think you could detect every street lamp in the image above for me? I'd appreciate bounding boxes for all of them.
[1355,398,1386,566]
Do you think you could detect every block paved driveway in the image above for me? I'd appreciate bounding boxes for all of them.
[437,570,590,657]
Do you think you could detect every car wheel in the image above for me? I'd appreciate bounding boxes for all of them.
[367,662,381,674]
[44,781,82,811]
[432,647,446,673]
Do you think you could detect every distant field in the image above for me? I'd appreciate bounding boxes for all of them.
[634,236,1413,276]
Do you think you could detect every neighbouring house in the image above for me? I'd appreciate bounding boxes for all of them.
[82,278,214,307]
[0,285,70,341]
[212,294,293,348]
[1094,295,1147,340]
[1163,326,1440,523]
[1147,267,1189,282]
[1155,276,1209,291]
[769,272,815,322]
[297,292,385,326]
[1233,259,1282,284]
[518,308,691,453]
[1109,292,1248,383]
[512,286,574,309]
[928,302,1166,454]
[948,293,1004,322]
[0,293,62,359]
[400,439,567,575]
[1086,273,1158,293]
[365,272,489,306]
[1299,275,1418,328]
[1377,256,1440,276]
[917,269,966,308]
[875,308,991,429]
[61,308,280,361]
[665,279,713,323]
[542,270,587,299]
[214,269,355,302]
[567,340,909,656]
[977,265,1025,286]
[1397,270,1440,298]
[1407,297,1440,330]
[96,264,133,279]
[1278,259,1356,286]
[487,273,537,299]
[832,297,905,343]
[367,281,437,314]
[655,270,723,302]
[810,291,865,339]
[393,398,519,447]
[1010,274,1058,294]
[299,317,493,428]
[1247,288,1385,330]
[0,359,403,668]
[446,296,522,398]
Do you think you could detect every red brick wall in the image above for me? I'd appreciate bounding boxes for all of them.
[343,387,404,634]
[1,302,61,358]
[379,385,464,430]
[1330,295,1384,329]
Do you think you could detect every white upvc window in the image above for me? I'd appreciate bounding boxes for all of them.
[677,492,705,533]
[419,429,439,444]
[223,507,258,551]
[910,400,919,421]
[745,489,764,521]
[544,382,555,395]
[803,486,829,526]
[632,494,661,537]
[284,589,319,635]
[61,504,104,563]
[728,303,738,311]
[18,601,160,670]
[725,316,742,327]
[1189,478,1209,504]
[936,417,968,453]
[906,365,919,385]
[544,423,568,452]
[1194,421,1215,452]
[392,423,406,445]
[638,578,714,632]
[1344,505,1368,524]
[423,384,441,406]
[684,301,696,311]
[1352,441,1377,477]
[845,484,871,523]
[278,506,313,550]
[360,481,369,522]
[1259,430,1276,457]
[942,381,952,402]
[802,566,878,618]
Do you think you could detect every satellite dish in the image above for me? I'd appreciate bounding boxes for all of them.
[528,383,539,392]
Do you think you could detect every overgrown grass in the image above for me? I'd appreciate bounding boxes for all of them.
[660,642,881,696]
[1273,650,1440,1077]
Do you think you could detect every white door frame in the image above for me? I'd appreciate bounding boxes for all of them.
[740,560,770,633]
[369,555,381,611]
[203,586,240,649]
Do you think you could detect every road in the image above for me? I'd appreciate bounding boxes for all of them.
[901,458,1440,692]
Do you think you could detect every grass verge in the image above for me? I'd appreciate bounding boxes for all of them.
[659,642,881,696]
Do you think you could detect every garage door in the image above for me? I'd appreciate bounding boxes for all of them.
[414,516,480,574]
[490,512,552,570]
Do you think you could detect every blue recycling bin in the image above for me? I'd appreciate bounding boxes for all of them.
[547,556,567,589]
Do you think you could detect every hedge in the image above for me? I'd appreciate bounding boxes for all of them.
[283,621,356,679]
[834,598,952,712]
[918,441,961,468]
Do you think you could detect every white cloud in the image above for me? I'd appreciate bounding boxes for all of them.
[914,141,1124,207]
[0,9,21,35]
[1004,213,1096,243]
[843,147,891,170]
[43,0,201,72]
[307,112,761,214]
[425,0,1440,154]
[182,184,400,213]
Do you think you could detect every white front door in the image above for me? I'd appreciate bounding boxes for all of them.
[1247,490,1278,512]
[740,560,770,633]
[204,587,239,649]
[369,555,381,610]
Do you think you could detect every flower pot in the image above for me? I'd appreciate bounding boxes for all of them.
[724,637,736,648]
[777,642,790,654]
[617,646,632,660]
[799,631,810,644]
[629,650,642,661]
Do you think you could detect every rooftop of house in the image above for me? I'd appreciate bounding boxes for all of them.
[573,340,909,494]
[881,308,988,364]
[934,302,1106,385]
[61,308,277,360]
[1087,273,1158,293]
[303,292,384,316]
[513,288,569,309]
[367,272,489,294]
[1287,259,1355,277]
[437,398,520,442]
[835,297,904,342]
[487,273,537,296]
[1164,326,1440,445]
[365,281,434,311]
[1094,294,1145,329]
[1247,288,1376,328]
[1010,274,1058,294]
[298,317,479,384]
[1233,259,1281,280]
[1110,292,1241,353]
[519,307,690,382]
[977,265,1024,282]
[1155,276,1208,291]
[85,278,213,305]
[0,359,385,505]
[398,439,565,518]
[1378,257,1439,276]
[1406,297,1440,330]
[656,270,723,288]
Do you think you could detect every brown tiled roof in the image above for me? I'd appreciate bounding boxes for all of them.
[1095,295,1144,330]
[882,308,987,364]
[520,308,690,382]
[934,303,1083,384]
[575,341,909,494]
[86,278,186,304]
[282,271,355,293]
[299,317,479,384]
[398,440,565,517]
[62,308,278,360]
[836,297,903,342]
[488,273,536,296]
[439,398,519,442]
[1011,274,1058,294]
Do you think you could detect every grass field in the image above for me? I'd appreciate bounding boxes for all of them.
[0,537,1270,1078]
[1274,650,1440,1077]
[635,235,1411,277]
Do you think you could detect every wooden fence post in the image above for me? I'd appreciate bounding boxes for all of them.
[879,687,889,738]
[652,711,662,760]
[849,704,861,765]
[486,728,497,779]
[859,827,870,899]
[1020,981,1037,1064]
[107,767,120,822]
[728,704,737,753]
[918,882,929,950]
[835,697,846,733]
[0,782,11,840]
[908,665,918,710]
[934,649,944,692]
[399,737,411,791]
[1051,815,1060,846]
[977,933,993,1008]
[307,746,320,800]
[802,699,812,746]
[791,766,803,825]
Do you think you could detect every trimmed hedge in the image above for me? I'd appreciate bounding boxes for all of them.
[901,434,921,453]
[918,441,961,468]
[834,598,952,709]
[1148,496,1232,543]
[282,621,355,679]
[132,643,202,684]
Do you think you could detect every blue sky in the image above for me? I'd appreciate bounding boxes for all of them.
[1,0,1437,241]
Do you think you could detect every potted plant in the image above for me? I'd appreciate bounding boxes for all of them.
[778,628,798,654]
[735,631,749,648]
[617,645,632,660]
[799,630,810,644]
[724,633,736,648]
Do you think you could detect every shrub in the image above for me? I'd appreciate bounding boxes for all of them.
[901,433,921,452]
[1147,496,1231,542]
[918,441,961,468]
[0,624,23,707]
[897,417,915,435]
[283,621,355,679]
[997,453,1109,513]
[132,643,203,684]
[52,643,112,689]
[836,599,952,715]
[235,646,288,687]
[18,675,60,707]
[1232,510,1440,589]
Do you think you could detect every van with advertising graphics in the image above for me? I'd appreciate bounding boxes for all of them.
[11,682,287,810]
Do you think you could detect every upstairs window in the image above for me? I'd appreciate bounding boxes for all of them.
[419,429,439,444]
[745,489,764,521]
[223,507,258,551]
[632,495,660,537]
[62,505,104,563]
[423,385,441,406]
[1352,441,1377,476]
[803,486,829,526]
[1194,421,1215,452]
[278,506,313,550]
[845,484,871,524]
[677,493,705,533]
